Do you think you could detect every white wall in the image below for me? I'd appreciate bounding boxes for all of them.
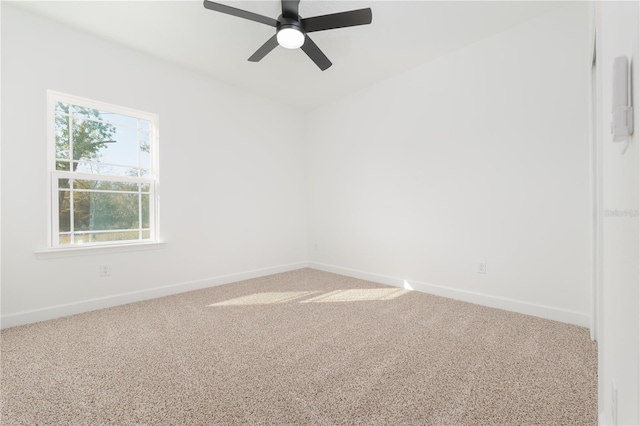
[596,1,640,424]
[0,4,308,327]
[306,3,592,326]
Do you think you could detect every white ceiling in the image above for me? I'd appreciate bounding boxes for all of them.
[12,0,564,110]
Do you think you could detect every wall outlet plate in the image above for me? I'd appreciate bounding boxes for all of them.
[99,265,111,277]
[478,262,487,274]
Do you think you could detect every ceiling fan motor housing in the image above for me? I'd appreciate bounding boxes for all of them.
[277,16,304,32]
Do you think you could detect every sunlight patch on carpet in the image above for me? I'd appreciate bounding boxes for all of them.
[208,291,318,306]
[301,288,410,303]
[208,288,411,307]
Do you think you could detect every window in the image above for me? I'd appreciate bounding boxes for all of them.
[48,91,159,248]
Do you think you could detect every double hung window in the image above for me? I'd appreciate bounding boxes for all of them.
[48,91,159,247]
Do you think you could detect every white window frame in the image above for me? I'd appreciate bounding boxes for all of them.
[47,90,160,249]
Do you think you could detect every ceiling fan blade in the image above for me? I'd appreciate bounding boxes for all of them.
[203,1,278,27]
[248,35,279,62]
[281,0,300,19]
[301,35,332,71]
[302,8,372,33]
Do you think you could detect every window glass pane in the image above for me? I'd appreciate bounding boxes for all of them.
[103,125,138,167]
[55,114,70,160]
[55,102,69,115]
[140,183,150,193]
[141,193,150,228]
[74,162,141,177]
[58,178,70,189]
[73,233,90,244]
[72,179,140,193]
[56,160,71,171]
[142,230,150,239]
[58,190,71,232]
[73,191,90,231]
[139,129,150,169]
[72,119,138,169]
[71,105,137,127]
[71,117,117,164]
[58,234,71,245]
[139,119,150,130]
[90,231,141,243]
[73,192,139,232]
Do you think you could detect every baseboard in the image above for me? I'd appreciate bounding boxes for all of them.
[308,262,591,328]
[1,261,309,329]
[1,260,591,329]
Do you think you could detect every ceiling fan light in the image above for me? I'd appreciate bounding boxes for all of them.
[277,27,304,49]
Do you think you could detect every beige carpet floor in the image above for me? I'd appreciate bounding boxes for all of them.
[1,268,597,425]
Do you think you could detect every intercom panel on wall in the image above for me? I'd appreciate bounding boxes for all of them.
[611,56,634,142]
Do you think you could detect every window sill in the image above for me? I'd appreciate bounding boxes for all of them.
[34,241,167,259]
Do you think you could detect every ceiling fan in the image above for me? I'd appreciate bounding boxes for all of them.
[203,0,372,71]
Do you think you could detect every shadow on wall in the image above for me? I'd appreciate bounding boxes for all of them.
[208,288,411,307]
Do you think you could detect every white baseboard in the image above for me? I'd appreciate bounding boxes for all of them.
[1,261,591,329]
[1,261,309,329]
[308,262,591,328]
[599,411,606,425]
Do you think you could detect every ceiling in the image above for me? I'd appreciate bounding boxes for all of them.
[11,1,564,110]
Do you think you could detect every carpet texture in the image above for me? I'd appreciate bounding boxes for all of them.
[1,268,597,425]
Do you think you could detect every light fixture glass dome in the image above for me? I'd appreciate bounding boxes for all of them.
[277,27,304,49]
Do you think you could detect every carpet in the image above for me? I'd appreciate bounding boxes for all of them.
[1,268,597,425]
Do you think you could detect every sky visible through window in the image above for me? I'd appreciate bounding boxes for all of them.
[55,102,151,176]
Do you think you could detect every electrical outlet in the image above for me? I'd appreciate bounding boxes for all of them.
[99,265,111,277]
[611,380,618,425]
[478,262,487,274]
